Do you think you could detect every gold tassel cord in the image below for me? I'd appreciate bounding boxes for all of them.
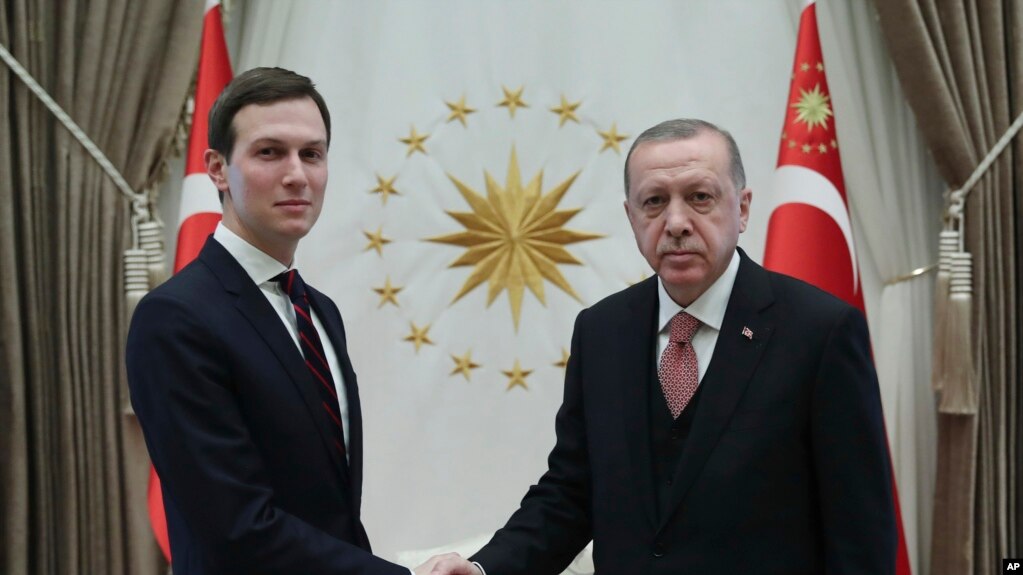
[124,249,151,323]
[931,229,959,392]
[137,219,168,288]
[938,251,977,414]
[931,108,1023,405]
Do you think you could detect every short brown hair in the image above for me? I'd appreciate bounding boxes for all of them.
[207,67,332,160]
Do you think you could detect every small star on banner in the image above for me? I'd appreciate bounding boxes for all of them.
[370,174,400,205]
[445,95,477,126]
[502,359,532,390]
[497,85,528,118]
[403,322,434,353]
[400,125,429,156]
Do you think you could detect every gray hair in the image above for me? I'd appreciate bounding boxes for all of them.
[623,118,747,197]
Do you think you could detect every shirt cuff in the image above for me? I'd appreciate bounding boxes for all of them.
[473,561,487,575]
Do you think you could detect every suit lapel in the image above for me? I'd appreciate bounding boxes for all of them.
[617,276,660,530]
[307,288,363,511]
[200,239,351,487]
[658,253,775,531]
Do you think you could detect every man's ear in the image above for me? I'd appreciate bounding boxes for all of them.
[205,149,230,194]
[738,187,752,233]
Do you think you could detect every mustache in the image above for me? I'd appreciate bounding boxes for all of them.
[656,239,702,255]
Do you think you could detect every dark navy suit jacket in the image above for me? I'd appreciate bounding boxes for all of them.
[127,237,407,575]
[471,250,896,574]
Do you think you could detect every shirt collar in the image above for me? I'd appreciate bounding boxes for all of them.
[658,249,740,334]
[213,222,290,286]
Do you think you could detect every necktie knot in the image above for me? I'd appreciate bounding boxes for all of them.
[273,269,307,302]
[669,312,701,344]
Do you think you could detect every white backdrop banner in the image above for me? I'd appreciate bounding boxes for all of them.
[223,0,930,564]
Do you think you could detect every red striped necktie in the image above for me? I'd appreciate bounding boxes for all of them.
[274,269,346,459]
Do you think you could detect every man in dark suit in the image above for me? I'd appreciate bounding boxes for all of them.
[426,119,896,574]
[127,67,426,575]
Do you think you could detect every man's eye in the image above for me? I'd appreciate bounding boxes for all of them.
[691,192,712,203]
[302,150,324,160]
[258,148,277,157]
[644,196,665,207]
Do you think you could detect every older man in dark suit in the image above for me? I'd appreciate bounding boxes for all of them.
[127,67,430,575]
[425,119,896,575]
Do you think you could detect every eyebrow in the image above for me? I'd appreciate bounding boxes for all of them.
[250,137,328,147]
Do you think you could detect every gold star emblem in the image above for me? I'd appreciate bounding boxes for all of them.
[400,125,429,156]
[450,350,481,381]
[550,95,581,127]
[363,226,392,256]
[428,147,603,329]
[403,322,434,353]
[370,174,400,205]
[801,144,812,154]
[597,122,629,154]
[502,359,533,391]
[497,85,528,118]
[445,95,477,127]
[372,277,403,307]
[816,61,825,72]
[800,62,810,72]
[787,140,797,149]
[781,131,788,141]
[791,83,833,132]
[818,143,828,154]
[830,139,838,149]
[553,348,570,369]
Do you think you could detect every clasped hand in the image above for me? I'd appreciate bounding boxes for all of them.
[414,552,481,575]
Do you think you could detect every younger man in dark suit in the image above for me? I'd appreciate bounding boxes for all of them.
[127,67,431,575]
[425,119,896,575]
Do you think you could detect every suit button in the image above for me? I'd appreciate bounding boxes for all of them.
[653,542,665,557]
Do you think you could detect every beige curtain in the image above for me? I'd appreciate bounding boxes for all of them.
[872,1,1021,574]
[0,1,203,573]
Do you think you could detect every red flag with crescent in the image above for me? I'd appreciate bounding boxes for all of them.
[763,2,912,574]
[147,0,233,561]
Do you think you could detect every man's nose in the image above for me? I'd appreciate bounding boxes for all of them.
[281,152,309,188]
[664,201,693,237]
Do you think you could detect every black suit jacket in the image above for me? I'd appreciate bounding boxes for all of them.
[127,237,407,575]
[472,250,896,574]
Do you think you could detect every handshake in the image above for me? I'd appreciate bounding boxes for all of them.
[413,553,481,575]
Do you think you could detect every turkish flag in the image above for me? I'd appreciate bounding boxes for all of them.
[148,0,232,561]
[762,2,911,574]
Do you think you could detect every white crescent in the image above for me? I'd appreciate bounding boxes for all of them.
[766,164,859,292]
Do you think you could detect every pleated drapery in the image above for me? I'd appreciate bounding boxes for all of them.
[0,1,203,573]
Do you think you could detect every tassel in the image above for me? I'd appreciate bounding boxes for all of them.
[931,229,958,391]
[938,251,977,414]
[124,248,150,322]
[137,220,168,288]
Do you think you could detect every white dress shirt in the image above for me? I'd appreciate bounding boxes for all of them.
[656,249,741,383]
[214,223,351,459]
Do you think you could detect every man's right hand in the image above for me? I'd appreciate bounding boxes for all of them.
[414,552,482,575]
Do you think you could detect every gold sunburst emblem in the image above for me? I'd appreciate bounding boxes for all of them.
[428,147,603,329]
[791,83,833,132]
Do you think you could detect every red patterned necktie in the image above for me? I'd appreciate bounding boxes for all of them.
[274,269,346,458]
[658,311,702,419]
